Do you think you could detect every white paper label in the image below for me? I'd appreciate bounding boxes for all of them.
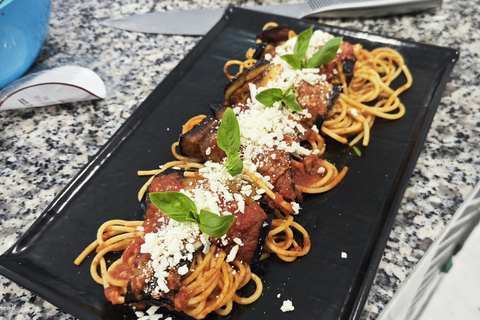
[0,66,107,110]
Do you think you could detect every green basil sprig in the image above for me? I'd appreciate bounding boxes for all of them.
[280,27,343,70]
[255,87,302,112]
[217,108,243,176]
[149,191,235,238]
[353,146,362,157]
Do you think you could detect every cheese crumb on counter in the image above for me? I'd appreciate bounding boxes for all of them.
[135,305,171,320]
[280,299,295,312]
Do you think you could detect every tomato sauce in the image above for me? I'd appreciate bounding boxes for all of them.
[212,199,267,262]
[292,155,329,187]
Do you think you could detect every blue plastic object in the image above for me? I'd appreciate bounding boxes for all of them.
[0,0,51,89]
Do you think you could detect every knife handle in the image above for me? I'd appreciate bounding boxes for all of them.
[305,0,442,18]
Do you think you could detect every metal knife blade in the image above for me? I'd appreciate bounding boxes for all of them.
[100,0,442,36]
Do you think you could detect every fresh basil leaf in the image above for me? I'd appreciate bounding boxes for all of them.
[255,87,302,112]
[305,37,343,68]
[217,108,244,177]
[150,191,197,223]
[217,108,241,156]
[283,93,303,112]
[225,154,243,176]
[279,54,302,70]
[198,210,236,238]
[185,210,199,222]
[294,27,312,60]
[150,192,235,238]
[255,88,284,107]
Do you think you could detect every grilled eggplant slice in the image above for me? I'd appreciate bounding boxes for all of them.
[318,85,342,129]
[342,59,355,85]
[224,59,271,104]
[209,103,227,120]
[252,42,277,60]
[252,42,268,60]
[224,60,281,105]
[178,116,225,161]
[252,202,274,263]
[256,26,290,45]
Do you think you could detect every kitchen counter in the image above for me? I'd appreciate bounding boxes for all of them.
[0,0,479,319]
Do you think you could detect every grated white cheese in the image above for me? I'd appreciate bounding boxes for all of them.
[292,202,301,215]
[233,237,244,246]
[233,193,245,213]
[194,161,254,216]
[226,244,240,262]
[307,30,335,58]
[178,265,189,275]
[140,219,201,294]
[146,306,160,316]
[135,306,164,320]
[200,232,211,254]
[280,299,295,312]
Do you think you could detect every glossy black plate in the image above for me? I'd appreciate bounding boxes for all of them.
[0,7,458,320]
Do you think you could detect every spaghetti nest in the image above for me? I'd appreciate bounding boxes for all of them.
[322,45,412,146]
[75,221,262,319]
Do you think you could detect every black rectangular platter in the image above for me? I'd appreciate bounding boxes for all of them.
[0,7,459,320]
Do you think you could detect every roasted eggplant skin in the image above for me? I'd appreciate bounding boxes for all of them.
[252,42,268,60]
[256,26,290,45]
[252,42,277,60]
[252,208,273,263]
[223,59,271,104]
[209,103,226,120]
[178,116,216,158]
[342,59,355,85]
[318,85,343,129]
[178,116,226,162]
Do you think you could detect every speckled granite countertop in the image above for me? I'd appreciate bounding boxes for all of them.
[0,0,479,319]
